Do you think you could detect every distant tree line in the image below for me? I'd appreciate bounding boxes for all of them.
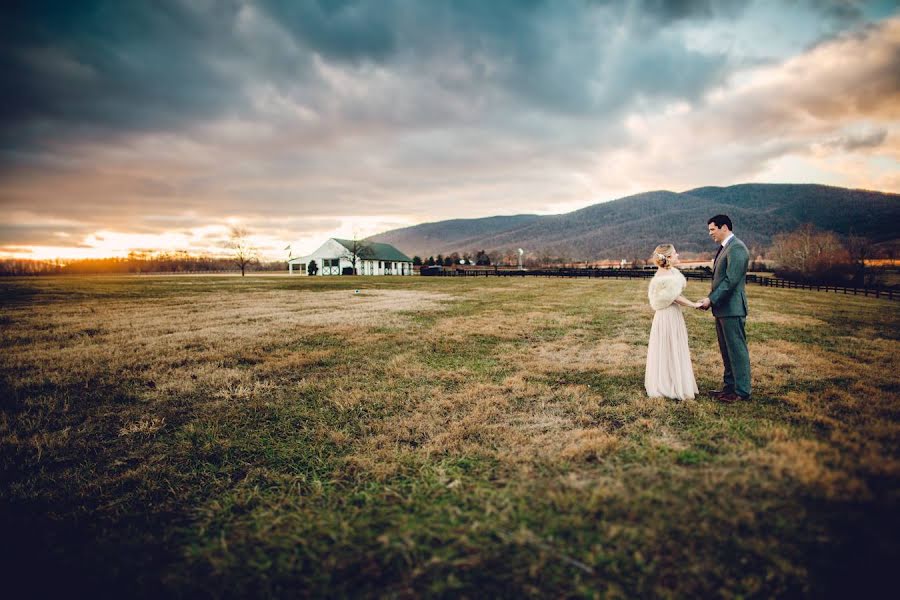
[5,224,893,287]
[1,226,282,277]
[416,224,895,287]
[417,250,495,267]
[0,251,287,276]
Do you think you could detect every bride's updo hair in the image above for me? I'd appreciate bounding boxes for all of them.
[652,244,675,268]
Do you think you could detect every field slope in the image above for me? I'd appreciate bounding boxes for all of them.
[1,275,898,597]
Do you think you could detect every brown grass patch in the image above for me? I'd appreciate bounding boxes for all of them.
[118,416,166,437]
[557,429,620,461]
[753,438,863,499]
[752,313,828,327]
[751,340,856,389]
[521,331,641,375]
[427,310,580,342]
[344,373,619,476]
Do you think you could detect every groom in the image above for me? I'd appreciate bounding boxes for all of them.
[699,215,751,402]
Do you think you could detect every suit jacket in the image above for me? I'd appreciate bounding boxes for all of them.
[709,236,749,318]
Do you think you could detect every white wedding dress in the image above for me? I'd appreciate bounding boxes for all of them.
[645,268,699,400]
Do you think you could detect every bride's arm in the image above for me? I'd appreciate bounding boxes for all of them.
[674,295,700,308]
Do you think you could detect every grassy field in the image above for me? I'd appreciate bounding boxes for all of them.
[1,274,898,598]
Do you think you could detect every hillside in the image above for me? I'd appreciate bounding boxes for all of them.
[368,184,899,260]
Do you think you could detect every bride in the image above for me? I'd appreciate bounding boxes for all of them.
[645,244,700,401]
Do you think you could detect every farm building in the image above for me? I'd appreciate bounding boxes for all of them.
[288,238,414,276]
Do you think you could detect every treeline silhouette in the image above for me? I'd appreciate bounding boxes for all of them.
[0,252,287,276]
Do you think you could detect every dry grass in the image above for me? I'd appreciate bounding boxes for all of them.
[1,274,898,598]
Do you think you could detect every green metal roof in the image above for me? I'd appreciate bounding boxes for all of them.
[333,239,412,262]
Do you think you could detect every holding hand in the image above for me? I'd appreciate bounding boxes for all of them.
[699,298,711,310]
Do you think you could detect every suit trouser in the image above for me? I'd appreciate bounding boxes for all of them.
[715,316,751,398]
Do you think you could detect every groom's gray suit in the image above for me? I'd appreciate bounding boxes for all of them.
[709,236,751,399]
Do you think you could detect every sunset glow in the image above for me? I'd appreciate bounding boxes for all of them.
[1,215,417,262]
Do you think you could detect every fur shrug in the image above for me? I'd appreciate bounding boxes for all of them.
[648,269,686,311]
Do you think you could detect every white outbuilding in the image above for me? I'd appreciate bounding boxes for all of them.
[288,238,414,276]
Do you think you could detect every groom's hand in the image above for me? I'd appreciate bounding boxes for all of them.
[699,298,711,310]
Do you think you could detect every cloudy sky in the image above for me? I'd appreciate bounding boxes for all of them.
[1,0,898,260]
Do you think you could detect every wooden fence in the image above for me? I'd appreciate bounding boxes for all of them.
[747,274,896,300]
[425,268,897,300]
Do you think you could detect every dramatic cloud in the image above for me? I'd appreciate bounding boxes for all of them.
[0,0,897,259]
[603,16,900,189]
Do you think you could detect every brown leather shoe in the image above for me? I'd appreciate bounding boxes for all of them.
[707,389,733,398]
[717,392,741,403]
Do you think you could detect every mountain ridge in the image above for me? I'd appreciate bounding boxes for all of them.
[368,184,899,260]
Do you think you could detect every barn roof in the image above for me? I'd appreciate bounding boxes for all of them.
[333,239,412,262]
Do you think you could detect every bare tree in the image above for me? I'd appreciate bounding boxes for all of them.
[769,224,850,281]
[228,226,259,277]
[340,237,373,275]
[846,234,882,286]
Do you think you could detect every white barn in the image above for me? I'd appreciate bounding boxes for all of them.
[288,238,414,276]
